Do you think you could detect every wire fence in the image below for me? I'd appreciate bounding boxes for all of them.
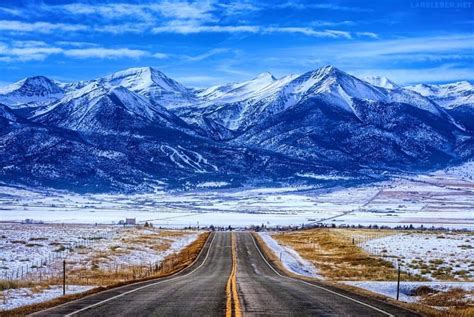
[1,231,115,281]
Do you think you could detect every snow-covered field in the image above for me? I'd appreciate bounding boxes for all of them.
[0,223,197,280]
[0,165,473,229]
[342,281,474,303]
[1,285,94,311]
[361,232,474,280]
[0,224,198,311]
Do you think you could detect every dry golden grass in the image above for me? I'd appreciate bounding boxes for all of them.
[0,280,35,291]
[272,228,425,281]
[1,232,211,317]
[418,288,474,316]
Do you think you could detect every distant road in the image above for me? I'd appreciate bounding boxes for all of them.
[32,232,418,316]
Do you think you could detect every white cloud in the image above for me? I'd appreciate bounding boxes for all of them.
[0,20,88,33]
[153,52,169,59]
[355,32,379,39]
[0,7,22,16]
[277,2,372,12]
[0,42,151,61]
[152,23,353,38]
[64,48,148,59]
[93,23,151,34]
[150,1,215,21]
[263,27,352,39]
[310,20,355,27]
[184,48,230,61]
[52,3,156,22]
[152,24,259,34]
[54,41,98,48]
[0,43,63,61]
[177,75,228,87]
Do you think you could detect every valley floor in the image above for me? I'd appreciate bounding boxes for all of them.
[0,164,473,230]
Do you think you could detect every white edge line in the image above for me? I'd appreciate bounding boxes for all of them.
[250,233,395,317]
[31,232,216,317]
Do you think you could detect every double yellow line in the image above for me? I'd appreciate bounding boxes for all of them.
[226,233,242,317]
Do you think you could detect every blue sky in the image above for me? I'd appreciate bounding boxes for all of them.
[0,0,473,87]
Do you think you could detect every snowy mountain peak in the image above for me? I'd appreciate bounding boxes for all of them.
[101,66,194,109]
[0,76,63,96]
[0,76,64,108]
[254,72,277,81]
[103,66,188,93]
[34,82,180,133]
[292,66,385,106]
[406,81,474,109]
[363,76,399,90]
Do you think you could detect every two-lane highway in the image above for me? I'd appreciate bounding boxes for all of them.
[31,232,419,316]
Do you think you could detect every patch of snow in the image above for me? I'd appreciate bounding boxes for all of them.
[406,81,474,109]
[295,173,352,180]
[360,232,474,280]
[343,281,474,303]
[258,232,320,278]
[196,182,229,188]
[0,285,93,311]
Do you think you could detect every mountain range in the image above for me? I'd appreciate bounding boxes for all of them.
[1,66,472,192]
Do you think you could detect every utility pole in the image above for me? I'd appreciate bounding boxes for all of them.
[396,260,401,301]
[63,260,66,295]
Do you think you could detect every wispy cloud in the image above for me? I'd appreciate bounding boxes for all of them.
[184,48,231,61]
[0,2,362,40]
[277,1,373,12]
[153,52,169,59]
[0,20,88,33]
[0,7,22,16]
[0,41,163,62]
[0,42,62,61]
[48,3,156,22]
[152,24,353,38]
[177,75,229,87]
[355,32,379,39]
[264,27,352,39]
[310,20,356,27]
[63,48,148,59]
[152,23,259,34]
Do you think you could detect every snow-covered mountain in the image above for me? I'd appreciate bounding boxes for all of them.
[363,76,399,90]
[33,82,190,134]
[406,81,474,131]
[179,72,298,134]
[100,67,196,109]
[183,66,446,137]
[0,76,64,118]
[406,81,474,109]
[0,66,473,192]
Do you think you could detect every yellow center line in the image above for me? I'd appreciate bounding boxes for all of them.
[226,233,242,317]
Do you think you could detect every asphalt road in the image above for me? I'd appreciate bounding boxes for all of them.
[32,232,419,317]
